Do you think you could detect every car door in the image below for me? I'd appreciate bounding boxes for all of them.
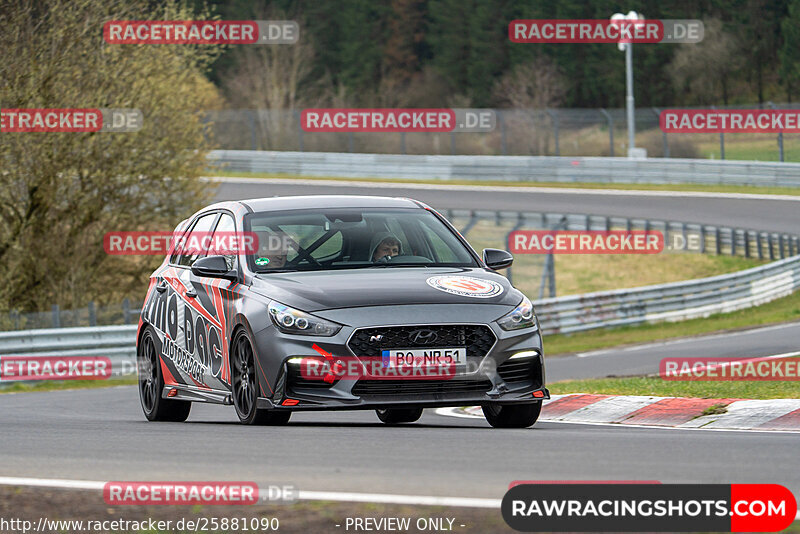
[187,212,240,390]
[156,212,219,390]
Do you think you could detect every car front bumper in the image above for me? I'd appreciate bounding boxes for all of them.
[251,304,547,411]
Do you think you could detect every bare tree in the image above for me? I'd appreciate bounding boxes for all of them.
[222,12,317,150]
[492,57,566,155]
[667,19,742,105]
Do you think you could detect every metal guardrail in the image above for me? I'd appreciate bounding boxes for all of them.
[0,325,138,377]
[536,254,800,334]
[209,150,800,187]
[2,254,798,377]
[442,209,800,263]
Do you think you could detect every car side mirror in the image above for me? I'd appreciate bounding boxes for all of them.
[191,255,238,281]
[483,248,514,270]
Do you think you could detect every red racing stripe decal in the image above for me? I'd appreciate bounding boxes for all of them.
[160,356,178,386]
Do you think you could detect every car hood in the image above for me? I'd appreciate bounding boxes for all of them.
[249,267,523,312]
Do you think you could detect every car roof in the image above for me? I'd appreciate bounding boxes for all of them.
[207,195,427,214]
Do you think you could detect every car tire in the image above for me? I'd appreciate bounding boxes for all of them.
[375,407,424,424]
[482,402,541,428]
[231,329,292,425]
[137,327,191,422]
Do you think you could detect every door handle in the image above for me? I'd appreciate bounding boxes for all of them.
[185,288,197,298]
[155,280,168,293]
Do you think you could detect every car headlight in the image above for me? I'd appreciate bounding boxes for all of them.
[497,296,537,331]
[268,301,342,336]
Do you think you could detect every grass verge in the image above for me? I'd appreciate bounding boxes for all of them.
[548,376,800,399]
[0,376,138,394]
[212,170,800,197]
[544,289,800,356]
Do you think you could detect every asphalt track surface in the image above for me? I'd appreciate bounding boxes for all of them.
[1,387,799,500]
[2,178,799,503]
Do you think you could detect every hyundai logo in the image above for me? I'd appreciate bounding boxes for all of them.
[409,329,438,344]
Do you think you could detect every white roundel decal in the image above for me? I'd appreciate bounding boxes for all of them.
[426,276,504,298]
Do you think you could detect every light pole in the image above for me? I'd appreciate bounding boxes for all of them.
[611,11,645,158]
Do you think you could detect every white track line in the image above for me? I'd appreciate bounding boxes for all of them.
[0,476,501,509]
[207,176,800,202]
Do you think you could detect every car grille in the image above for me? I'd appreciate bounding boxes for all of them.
[348,324,496,358]
[497,357,541,387]
[351,378,492,396]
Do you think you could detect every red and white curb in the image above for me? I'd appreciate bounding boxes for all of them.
[437,394,800,432]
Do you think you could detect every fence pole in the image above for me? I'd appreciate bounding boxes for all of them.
[547,109,560,156]
[248,110,257,150]
[295,110,304,152]
[123,298,131,325]
[348,132,354,153]
[652,107,668,157]
[400,132,406,155]
[88,301,96,327]
[51,304,60,328]
[499,112,508,155]
[768,102,784,162]
[450,132,456,155]
[505,214,525,285]
[711,105,724,159]
[599,108,614,157]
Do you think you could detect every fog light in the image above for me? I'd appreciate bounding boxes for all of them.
[509,350,539,360]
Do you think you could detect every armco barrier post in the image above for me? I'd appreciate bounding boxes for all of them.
[51,304,60,328]
[88,301,96,327]
[123,298,131,325]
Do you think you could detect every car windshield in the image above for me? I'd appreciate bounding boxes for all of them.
[244,208,479,273]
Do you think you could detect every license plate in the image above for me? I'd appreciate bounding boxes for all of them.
[381,348,466,369]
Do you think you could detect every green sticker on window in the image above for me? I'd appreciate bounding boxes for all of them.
[255,257,270,266]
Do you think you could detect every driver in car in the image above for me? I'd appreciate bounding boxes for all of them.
[370,233,402,262]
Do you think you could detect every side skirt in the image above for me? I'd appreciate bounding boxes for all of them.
[161,384,232,405]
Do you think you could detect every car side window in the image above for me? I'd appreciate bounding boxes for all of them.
[208,213,237,270]
[177,213,218,267]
